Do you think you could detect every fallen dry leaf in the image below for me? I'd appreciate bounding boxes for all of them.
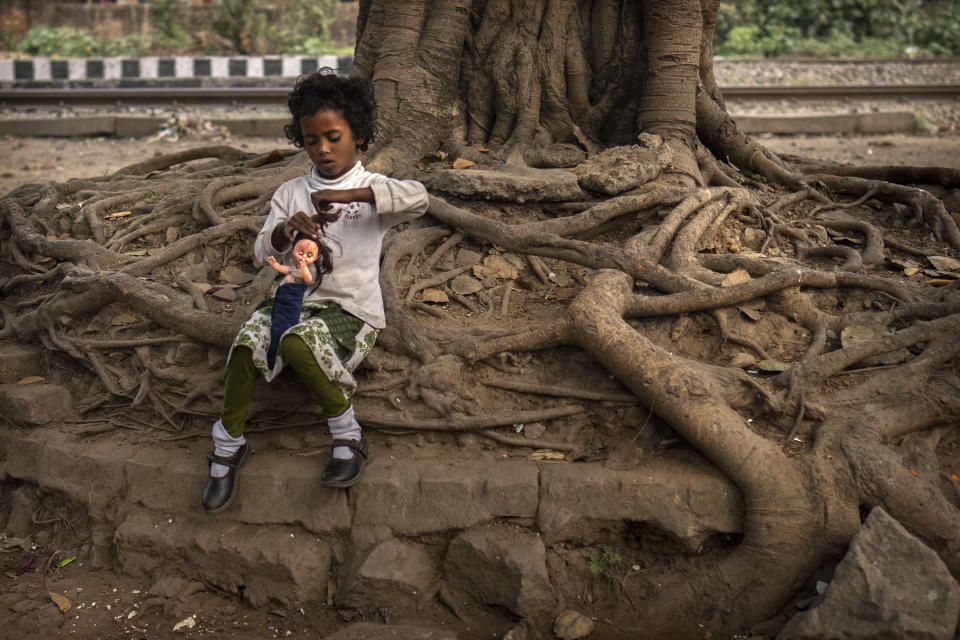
[420,288,449,303]
[721,268,751,287]
[110,312,140,326]
[452,158,475,170]
[928,255,960,271]
[482,255,519,279]
[48,592,71,612]
[220,266,255,285]
[104,210,133,219]
[451,274,483,295]
[756,359,791,372]
[531,450,566,462]
[173,615,196,632]
[192,281,214,293]
[554,609,595,640]
[737,299,764,321]
[17,376,45,385]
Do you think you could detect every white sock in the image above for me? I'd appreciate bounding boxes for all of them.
[210,419,246,478]
[327,405,362,460]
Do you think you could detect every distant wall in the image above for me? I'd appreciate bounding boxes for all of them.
[0,1,359,49]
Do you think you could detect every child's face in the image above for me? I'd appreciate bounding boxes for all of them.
[301,109,358,179]
[293,238,318,264]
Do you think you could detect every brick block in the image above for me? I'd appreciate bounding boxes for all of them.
[0,343,43,383]
[0,382,74,425]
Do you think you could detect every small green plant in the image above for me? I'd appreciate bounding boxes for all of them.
[579,545,622,576]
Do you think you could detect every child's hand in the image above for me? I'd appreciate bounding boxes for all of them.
[273,211,320,247]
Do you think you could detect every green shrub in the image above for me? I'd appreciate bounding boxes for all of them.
[270,0,340,55]
[719,25,766,56]
[104,33,153,58]
[212,0,272,54]
[716,0,960,58]
[150,0,191,52]
[17,25,101,57]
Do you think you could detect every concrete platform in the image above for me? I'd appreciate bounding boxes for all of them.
[0,115,289,138]
[735,110,920,135]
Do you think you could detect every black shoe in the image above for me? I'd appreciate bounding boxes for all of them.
[321,438,369,488]
[202,443,249,513]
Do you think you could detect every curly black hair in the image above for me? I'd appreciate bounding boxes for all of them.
[283,68,376,152]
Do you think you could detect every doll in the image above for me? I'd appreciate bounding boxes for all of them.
[264,225,334,370]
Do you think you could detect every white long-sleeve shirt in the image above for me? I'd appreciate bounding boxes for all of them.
[255,161,428,328]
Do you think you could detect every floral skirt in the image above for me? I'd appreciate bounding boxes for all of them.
[229,299,378,399]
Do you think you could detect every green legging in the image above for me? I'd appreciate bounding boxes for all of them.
[221,335,350,438]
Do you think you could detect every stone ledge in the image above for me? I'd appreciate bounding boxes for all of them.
[538,458,742,549]
[0,342,43,383]
[0,382,75,425]
[0,425,743,611]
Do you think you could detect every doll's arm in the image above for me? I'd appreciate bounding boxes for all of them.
[296,255,313,285]
[267,256,292,275]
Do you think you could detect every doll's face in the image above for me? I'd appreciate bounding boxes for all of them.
[293,238,319,264]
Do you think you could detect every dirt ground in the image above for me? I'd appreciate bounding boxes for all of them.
[1,131,959,198]
[1,129,959,640]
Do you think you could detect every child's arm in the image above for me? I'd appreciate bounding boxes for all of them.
[310,188,374,213]
[312,181,427,218]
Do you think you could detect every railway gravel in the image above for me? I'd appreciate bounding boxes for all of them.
[714,58,960,133]
[714,58,960,86]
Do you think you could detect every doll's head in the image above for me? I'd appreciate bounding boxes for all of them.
[292,226,338,295]
[292,237,319,266]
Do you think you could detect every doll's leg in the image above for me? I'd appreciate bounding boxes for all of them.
[279,334,367,487]
[203,346,255,513]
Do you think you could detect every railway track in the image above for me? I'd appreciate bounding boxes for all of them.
[1,84,958,108]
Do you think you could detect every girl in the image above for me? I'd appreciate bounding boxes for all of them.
[202,70,429,513]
